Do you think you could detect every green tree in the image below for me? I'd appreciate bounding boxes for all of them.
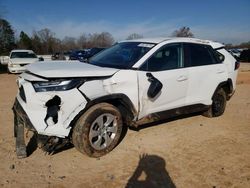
[36,28,56,54]
[0,18,15,55]
[31,32,43,54]
[31,28,59,54]
[18,31,33,49]
[172,26,194,38]
[126,33,143,40]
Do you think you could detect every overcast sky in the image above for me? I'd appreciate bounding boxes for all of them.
[1,0,250,44]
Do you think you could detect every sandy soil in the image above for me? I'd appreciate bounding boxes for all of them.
[0,64,250,188]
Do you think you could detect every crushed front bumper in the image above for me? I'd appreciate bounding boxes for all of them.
[13,99,73,158]
[13,99,34,158]
[12,73,90,158]
[15,75,88,137]
[13,99,36,134]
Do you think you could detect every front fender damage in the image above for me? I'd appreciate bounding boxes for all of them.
[13,77,111,157]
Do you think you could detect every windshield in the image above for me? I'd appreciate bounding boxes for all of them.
[10,52,37,59]
[89,42,155,69]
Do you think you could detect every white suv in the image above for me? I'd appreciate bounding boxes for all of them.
[13,38,239,158]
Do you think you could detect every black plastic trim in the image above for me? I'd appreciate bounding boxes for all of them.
[77,89,91,102]
[136,104,210,127]
[212,79,233,100]
[86,94,137,117]
[68,93,138,130]
[13,99,36,132]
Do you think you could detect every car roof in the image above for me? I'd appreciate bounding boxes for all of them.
[120,37,172,43]
[11,49,35,53]
[120,37,224,49]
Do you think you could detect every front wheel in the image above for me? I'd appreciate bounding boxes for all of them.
[203,88,227,117]
[72,103,123,157]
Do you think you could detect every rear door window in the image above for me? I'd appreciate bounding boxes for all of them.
[184,43,218,67]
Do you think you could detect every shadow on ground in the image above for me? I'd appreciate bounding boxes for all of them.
[0,64,8,74]
[126,154,176,188]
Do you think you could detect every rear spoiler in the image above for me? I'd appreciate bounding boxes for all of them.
[208,41,225,50]
[214,46,225,51]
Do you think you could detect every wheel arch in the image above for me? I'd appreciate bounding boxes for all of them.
[212,79,233,100]
[69,94,137,133]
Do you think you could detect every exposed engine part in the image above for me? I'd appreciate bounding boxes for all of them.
[37,135,71,155]
[44,95,61,129]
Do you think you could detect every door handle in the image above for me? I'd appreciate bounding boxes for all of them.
[216,69,225,74]
[177,75,188,81]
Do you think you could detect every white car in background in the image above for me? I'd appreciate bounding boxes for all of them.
[228,49,241,59]
[8,50,43,73]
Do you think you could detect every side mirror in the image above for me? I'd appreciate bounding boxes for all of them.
[146,73,163,98]
[38,57,44,61]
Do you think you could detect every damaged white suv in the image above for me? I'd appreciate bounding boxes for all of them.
[13,38,239,158]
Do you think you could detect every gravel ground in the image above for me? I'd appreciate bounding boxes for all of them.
[0,63,249,188]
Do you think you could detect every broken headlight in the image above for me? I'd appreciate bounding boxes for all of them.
[32,79,84,92]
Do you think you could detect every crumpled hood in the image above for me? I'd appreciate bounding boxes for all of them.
[25,61,119,78]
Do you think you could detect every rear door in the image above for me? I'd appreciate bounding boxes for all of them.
[183,43,228,106]
[137,43,189,119]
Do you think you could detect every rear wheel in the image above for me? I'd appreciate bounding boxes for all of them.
[203,88,227,117]
[72,103,123,157]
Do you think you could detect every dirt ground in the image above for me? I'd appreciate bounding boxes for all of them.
[0,63,250,188]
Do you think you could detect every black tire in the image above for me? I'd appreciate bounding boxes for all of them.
[203,88,227,117]
[72,103,123,158]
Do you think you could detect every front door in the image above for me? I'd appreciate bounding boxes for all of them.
[137,43,189,119]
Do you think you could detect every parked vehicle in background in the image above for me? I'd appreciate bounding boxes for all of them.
[8,50,43,73]
[69,48,105,62]
[13,37,239,158]
[81,47,105,61]
[228,49,241,59]
[69,50,87,61]
[0,56,10,65]
[239,49,250,62]
[51,52,66,60]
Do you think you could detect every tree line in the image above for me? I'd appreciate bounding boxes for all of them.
[1,18,150,55]
[0,17,197,55]
[2,17,249,56]
[18,29,116,55]
[0,18,119,55]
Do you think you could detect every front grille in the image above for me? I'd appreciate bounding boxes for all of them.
[20,64,28,67]
[19,86,26,103]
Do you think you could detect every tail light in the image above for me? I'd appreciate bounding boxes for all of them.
[235,61,240,70]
